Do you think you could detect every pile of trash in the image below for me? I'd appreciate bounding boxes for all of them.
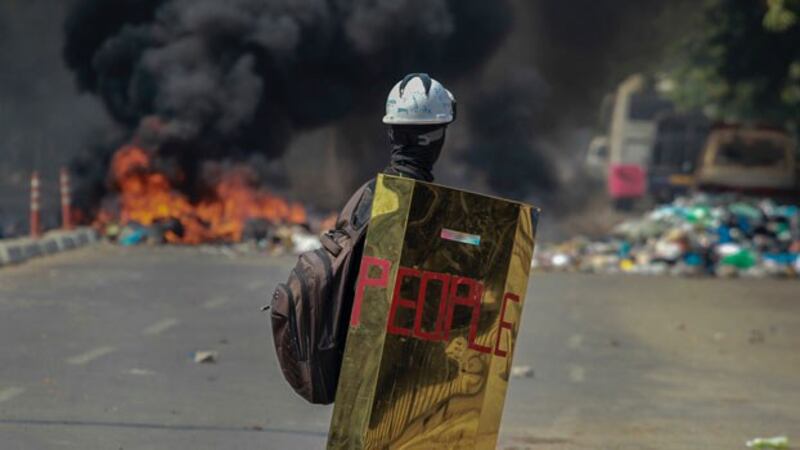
[103,219,322,256]
[535,194,800,278]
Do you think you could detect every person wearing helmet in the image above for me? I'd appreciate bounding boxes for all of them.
[381,72,456,182]
[332,73,455,370]
[269,74,456,404]
[339,72,456,231]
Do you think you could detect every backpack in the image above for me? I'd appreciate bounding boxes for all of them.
[269,181,373,404]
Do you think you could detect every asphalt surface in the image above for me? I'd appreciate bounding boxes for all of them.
[0,244,798,449]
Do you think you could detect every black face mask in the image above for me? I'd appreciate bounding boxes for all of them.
[384,124,446,182]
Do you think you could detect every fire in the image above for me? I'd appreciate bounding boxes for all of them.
[101,145,307,244]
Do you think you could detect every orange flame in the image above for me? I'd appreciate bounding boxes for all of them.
[100,145,307,243]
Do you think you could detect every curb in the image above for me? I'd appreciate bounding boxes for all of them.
[0,227,99,268]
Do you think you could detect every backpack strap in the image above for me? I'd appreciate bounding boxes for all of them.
[319,233,342,256]
[335,179,375,240]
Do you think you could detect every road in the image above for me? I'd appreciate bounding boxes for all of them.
[0,245,798,449]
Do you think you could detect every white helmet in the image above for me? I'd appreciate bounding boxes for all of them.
[382,73,456,125]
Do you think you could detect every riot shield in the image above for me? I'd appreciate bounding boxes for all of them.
[328,174,539,449]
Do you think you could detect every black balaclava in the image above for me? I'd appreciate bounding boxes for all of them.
[384,124,446,182]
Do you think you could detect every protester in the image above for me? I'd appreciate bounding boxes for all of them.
[270,73,458,403]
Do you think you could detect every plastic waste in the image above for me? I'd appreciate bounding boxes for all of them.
[510,366,534,378]
[533,193,800,279]
[683,252,703,266]
[721,249,757,269]
[746,436,789,449]
[730,202,762,220]
[119,226,148,246]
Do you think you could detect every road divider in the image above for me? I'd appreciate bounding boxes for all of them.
[0,227,98,268]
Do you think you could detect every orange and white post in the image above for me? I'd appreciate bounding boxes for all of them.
[29,171,41,238]
[60,167,72,230]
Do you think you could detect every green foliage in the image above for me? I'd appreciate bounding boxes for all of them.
[669,0,800,127]
[764,0,798,31]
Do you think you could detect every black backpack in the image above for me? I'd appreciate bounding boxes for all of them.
[269,181,373,404]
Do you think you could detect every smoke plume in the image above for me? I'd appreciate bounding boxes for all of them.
[460,69,556,200]
[64,0,510,162]
[56,0,701,221]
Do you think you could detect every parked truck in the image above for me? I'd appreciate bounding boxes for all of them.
[585,74,674,209]
[648,112,711,202]
[586,74,800,205]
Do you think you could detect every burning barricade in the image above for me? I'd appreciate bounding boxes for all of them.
[94,145,324,254]
[535,194,800,278]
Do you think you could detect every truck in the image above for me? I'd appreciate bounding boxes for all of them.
[586,74,800,205]
[648,112,711,202]
[585,74,674,209]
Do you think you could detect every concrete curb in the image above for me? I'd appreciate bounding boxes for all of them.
[0,227,99,268]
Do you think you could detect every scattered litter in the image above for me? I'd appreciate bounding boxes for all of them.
[510,365,534,379]
[193,351,218,364]
[746,435,789,449]
[291,232,322,254]
[103,218,328,256]
[534,194,800,279]
[118,224,148,246]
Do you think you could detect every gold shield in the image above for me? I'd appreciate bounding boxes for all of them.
[328,174,539,449]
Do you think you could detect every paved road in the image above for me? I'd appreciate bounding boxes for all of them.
[0,245,797,449]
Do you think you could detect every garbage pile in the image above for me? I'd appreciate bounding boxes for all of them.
[534,194,800,278]
[102,219,323,256]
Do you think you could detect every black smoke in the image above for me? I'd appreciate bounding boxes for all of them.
[56,0,705,221]
[452,0,698,206]
[63,0,512,212]
[460,69,556,200]
[0,1,112,236]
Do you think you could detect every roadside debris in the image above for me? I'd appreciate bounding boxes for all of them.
[746,436,789,449]
[103,218,324,256]
[193,351,218,364]
[534,194,800,279]
[510,365,535,379]
[118,224,148,246]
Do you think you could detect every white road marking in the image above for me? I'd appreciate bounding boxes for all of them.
[203,297,230,309]
[126,368,155,376]
[0,387,25,403]
[569,365,586,383]
[567,334,583,350]
[66,346,115,365]
[142,318,179,336]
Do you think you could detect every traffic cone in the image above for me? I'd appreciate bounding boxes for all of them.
[30,171,41,238]
[60,167,73,230]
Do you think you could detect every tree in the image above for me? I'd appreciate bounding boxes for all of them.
[669,0,800,128]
